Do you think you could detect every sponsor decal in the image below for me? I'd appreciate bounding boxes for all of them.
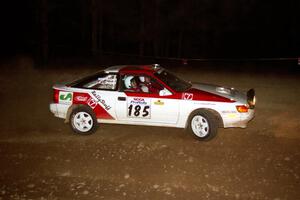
[59,91,73,104]
[74,95,88,102]
[85,74,117,90]
[127,97,151,118]
[222,110,237,118]
[222,111,237,118]
[98,75,117,90]
[154,100,164,105]
[87,98,98,109]
[227,113,238,118]
[86,97,114,120]
[183,93,193,100]
[130,97,147,105]
[194,102,216,106]
[222,110,236,114]
[91,91,111,110]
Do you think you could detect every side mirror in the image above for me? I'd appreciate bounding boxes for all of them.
[159,88,172,96]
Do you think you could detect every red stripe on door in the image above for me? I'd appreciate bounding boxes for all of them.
[73,92,114,120]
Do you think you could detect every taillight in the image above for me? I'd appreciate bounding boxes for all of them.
[236,105,249,113]
[53,89,59,103]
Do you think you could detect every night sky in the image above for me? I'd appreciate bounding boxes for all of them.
[1,0,300,60]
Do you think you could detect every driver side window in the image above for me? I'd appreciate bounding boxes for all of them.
[138,75,163,94]
[120,74,171,96]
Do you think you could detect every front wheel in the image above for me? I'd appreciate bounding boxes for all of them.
[187,110,218,141]
[69,106,98,135]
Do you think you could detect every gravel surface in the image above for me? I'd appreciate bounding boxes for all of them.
[0,57,299,199]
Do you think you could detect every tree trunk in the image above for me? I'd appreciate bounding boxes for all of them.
[40,0,48,65]
[90,0,98,56]
[139,1,145,56]
[164,36,170,57]
[177,29,183,58]
[98,0,103,54]
[154,0,160,57]
[81,0,88,54]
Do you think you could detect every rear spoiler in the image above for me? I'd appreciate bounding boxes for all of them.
[247,89,256,109]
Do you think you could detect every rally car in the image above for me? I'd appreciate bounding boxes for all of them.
[50,64,255,140]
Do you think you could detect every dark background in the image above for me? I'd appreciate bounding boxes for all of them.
[0,2,300,199]
[1,0,300,63]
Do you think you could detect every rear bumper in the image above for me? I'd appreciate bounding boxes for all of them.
[49,103,70,119]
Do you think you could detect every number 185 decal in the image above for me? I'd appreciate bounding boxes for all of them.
[127,97,151,119]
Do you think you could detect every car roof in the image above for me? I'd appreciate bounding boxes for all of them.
[104,64,162,75]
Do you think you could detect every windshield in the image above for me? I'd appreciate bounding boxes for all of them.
[154,69,191,92]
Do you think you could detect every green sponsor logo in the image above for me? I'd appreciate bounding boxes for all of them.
[59,92,72,101]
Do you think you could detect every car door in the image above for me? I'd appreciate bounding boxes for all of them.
[115,74,179,124]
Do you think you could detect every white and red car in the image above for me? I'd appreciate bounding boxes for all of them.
[50,64,255,140]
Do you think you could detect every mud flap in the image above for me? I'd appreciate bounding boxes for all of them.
[247,89,256,109]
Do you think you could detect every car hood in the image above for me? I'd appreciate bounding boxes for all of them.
[187,82,247,104]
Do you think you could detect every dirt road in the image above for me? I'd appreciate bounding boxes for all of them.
[0,57,299,199]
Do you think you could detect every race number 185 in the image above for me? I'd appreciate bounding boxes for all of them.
[128,105,150,117]
[127,97,151,118]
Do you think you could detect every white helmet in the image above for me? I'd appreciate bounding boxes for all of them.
[139,76,145,82]
[124,76,134,89]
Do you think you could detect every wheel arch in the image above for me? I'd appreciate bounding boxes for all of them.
[65,104,95,123]
[185,108,224,129]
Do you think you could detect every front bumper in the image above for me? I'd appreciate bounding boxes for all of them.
[224,108,255,128]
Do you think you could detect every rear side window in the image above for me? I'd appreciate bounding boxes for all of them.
[72,73,118,90]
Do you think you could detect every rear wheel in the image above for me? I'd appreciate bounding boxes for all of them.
[187,110,218,141]
[70,106,98,135]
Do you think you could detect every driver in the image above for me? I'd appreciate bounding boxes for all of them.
[124,76,142,92]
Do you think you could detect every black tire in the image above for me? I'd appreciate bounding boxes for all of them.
[187,110,218,141]
[69,106,98,135]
